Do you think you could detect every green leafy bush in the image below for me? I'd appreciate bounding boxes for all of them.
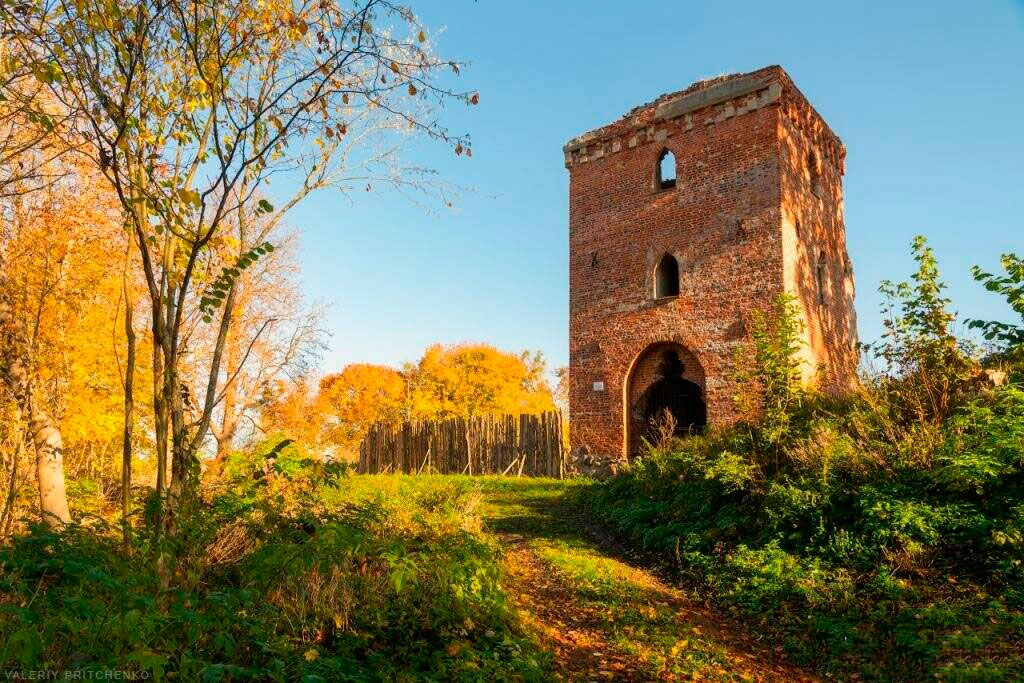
[584,384,1024,680]
[0,454,548,680]
[582,240,1024,680]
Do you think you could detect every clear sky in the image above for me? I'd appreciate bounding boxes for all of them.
[285,0,1024,376]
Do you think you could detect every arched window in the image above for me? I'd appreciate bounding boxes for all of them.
[807,149,821,196]
[654,253,680,298]
[656,149,676,190]
[815,251,828,304]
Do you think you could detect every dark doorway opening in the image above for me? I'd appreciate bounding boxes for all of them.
[638,350,706,438]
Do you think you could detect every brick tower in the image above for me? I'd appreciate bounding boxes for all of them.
[566,65,858,459]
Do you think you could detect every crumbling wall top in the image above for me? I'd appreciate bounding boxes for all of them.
[563,65,845,169]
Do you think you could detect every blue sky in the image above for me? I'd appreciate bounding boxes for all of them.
[286,0,1024,376]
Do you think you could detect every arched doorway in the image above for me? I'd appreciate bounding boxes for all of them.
[626,344,707,456]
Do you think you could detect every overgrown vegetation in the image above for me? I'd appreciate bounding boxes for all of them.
[0,445,548,679]
[583,238,1024,681]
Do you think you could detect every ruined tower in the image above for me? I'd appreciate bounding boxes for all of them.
[566,66,858,458]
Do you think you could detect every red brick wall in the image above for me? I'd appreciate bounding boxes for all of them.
[566,66,858,459]
[777,81,860,392]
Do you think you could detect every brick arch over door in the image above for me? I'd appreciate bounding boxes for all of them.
[623,341,708,457]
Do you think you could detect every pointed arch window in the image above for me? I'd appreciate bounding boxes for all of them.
[656,149,676,190]
[815,251,828,304]
[654,253,680,298]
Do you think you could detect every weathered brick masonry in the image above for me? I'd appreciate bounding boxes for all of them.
[566,66,858,458]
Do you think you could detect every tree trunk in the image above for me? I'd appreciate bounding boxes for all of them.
[0,265,70,528]
[208,310,241,478]
[155,276,236,589]
[152,338,168,502]
[1,418,25,537]
[27,399,71,527]
[121,276,136,549]
[208,422,236,479]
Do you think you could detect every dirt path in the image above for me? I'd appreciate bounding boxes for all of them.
[480,479,815,682]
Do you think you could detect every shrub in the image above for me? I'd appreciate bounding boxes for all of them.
[874,236,978,431]
[582,243,1024,679]
[731,292,807,460]
[0,457,548,680]
[582,380,1024,680]
[969,252,1024,352]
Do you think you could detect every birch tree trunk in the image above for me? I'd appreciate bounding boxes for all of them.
[27,400,71,526]
[0,266,70,528]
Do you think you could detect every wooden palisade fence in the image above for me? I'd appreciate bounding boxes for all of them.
[358,411,567,478]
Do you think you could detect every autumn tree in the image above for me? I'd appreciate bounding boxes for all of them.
[316,364,405,460]
[406,344,555,420]
[0,154,135,527]
[258,378,323,451]
[554,366,569,414]
[0,45,79,528]
[4,0,476,558]
[167,215,325,471]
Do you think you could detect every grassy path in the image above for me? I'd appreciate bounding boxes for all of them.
[477,478,815,682]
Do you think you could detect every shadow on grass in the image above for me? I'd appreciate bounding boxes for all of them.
[476,477,596,542]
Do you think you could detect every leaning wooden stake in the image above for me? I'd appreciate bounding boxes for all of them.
[501,456,520,476]
[417,444,432,475]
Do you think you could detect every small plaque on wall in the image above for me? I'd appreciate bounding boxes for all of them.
[592,381,605,392]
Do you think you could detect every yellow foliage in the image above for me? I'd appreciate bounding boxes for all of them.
[316,364,406,458]
[1,154,154,484]
[406,343,555,421]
